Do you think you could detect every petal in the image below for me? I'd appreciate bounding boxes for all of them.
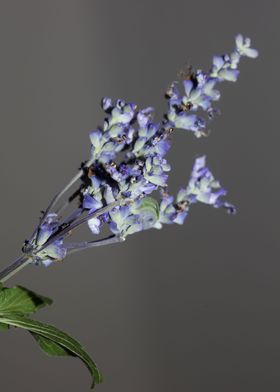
[89,130,102,148]
[133,137,147,153]
[101,97,113,111]
[36,227,53,246]
[103,185,115,204]
[88,217,101,234]
[90,176,101,189]
[176,188,188,203]
[235,34,244,49]
[41,259,54,267]
[219,69,239,82]
[213,55,224,70]
[243,47,259,58]
[173,210,188,225]
[171,112,205,132]
[183,80,193,96]
[137,107,154,127]
[204,80,221,100]
[43,242,67,260]
[83,194,103,211]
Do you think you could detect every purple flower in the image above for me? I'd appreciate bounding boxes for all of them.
[167,108,206,137]
[183,156,236,213]
[82,191,103,234]
[32,213,67,266]
[235,34,258,58]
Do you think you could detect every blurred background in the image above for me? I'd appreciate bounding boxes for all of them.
[0,1,278,391]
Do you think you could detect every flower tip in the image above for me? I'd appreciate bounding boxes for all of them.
[235,33,258,59]
[101,97,113,112]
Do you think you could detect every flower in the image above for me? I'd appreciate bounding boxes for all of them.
[180,156,236,213]
[235,34,259,58]
[31,213,67,266]
[164,34,258,137]
[82,191,103,234]
[26,35,257,268]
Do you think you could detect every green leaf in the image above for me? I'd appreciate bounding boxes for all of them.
[0,322,9,330]
[0,313,102,388]
[0,286,52,315]
[132,196,160,229]
[31,333,72,356]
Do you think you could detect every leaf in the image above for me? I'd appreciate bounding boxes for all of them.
[0,286,52,315]
[0,314,102,388]
[31,333,72,356]
[132,196,160,229]
[0,322,9,330]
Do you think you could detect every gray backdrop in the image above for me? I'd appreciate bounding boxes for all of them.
[0,1,278,391]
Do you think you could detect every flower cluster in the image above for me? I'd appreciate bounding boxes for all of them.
[166,34,258,138]
[27,34,257,267]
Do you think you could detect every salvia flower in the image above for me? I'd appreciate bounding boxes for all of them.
[17,34,257,266]
[165,34,258,137]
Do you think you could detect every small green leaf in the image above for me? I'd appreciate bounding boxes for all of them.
[31,333,72,356]
[132,196,160,229]
[0,286,52,315]
[0,314,102,388]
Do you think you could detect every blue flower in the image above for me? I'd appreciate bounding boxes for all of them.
[183,156,236,213]
[82,191,103,234]
[108,198,159,237]
[235,34,258,59]
[37,239,67,267]
[143,156,170,187]
[36,213,59,246]
[106,100,137,128]
[33,213,67,266]
[210,55,240,82]
[83,193,103,211]
[182,80,211,110]
[167,108,206,137]
[15,34,257,275]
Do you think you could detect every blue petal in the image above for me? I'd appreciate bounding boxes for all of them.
[43,241,67,260]
[173,210,188,225]
[235,34,243,48]
[219,69,239,82]
[137,107,154,128]
[41,259,54,267]
[183,80,193,96]
[83,194,103,211]
[171,112,206,132]
[88,217,101,234]
[101,97,113,111]
[103,185,115,204]
[213,55,224,70]
[89,130,102,149]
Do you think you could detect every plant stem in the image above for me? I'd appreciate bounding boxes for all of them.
[0,255,31,284]
[65,235,124,254]
[38,198,131,253]
[0,199,131,284]
[28,157,95,242]
[41,157,94,221]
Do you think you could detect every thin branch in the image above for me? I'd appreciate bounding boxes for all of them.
[0,199,131,284]
[28,156,95,242]
[55,185,83,216]
[35,198,132,255]
[65,235,124,254]
[0,255,31,284]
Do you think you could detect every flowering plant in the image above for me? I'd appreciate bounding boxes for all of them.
[0,34,258,388]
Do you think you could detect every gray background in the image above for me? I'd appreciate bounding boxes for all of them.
[0,1,278,391]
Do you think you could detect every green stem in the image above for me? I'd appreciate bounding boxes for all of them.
[0,255,31,284]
